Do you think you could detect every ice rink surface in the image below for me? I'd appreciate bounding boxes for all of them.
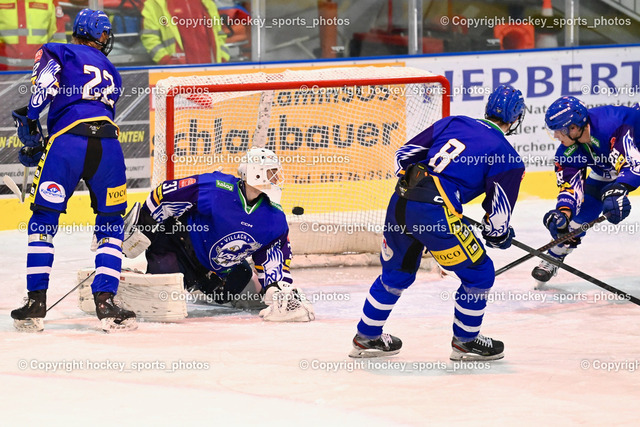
[1,197,639,426]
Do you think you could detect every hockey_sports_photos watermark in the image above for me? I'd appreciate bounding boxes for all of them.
[438,14,633,29]
[17,358,210,373]
[157,14,350,30]
[162,152,350,168]
[439,289,633,305]
[158,289,350,305]
[298,358,491,373]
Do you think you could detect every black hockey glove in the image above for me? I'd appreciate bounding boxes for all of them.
[601,182,631,224]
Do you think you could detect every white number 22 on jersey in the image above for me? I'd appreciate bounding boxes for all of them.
[82,65,115,107]
[428,139,466,173]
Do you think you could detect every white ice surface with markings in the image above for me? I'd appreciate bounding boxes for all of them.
[1,197,639,425]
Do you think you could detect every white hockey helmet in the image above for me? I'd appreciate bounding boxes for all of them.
[238,147,283,204]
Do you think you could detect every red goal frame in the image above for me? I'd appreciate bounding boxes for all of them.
[162,75,450,181]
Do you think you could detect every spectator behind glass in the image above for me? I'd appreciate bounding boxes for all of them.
[141,0,229,65]
[0,0,66,70]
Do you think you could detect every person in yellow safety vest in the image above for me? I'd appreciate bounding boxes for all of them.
[141,0,230,65]
[0,0,66,70]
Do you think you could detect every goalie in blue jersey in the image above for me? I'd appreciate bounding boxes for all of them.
[350,85,526,361]
[11,9,136,332]
[531,97,640,284]
[121,147,315,322]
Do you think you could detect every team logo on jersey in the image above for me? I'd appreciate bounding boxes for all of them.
[31,60,61,108]
[39,181,65,204]
[485,183,512,237]
[381,237,394,261]
[150,201,192,223]
[622,130,640,175]
[262,244,285,284]
[210,232,262,268]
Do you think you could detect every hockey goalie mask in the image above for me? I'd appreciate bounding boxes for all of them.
[238,147,284,204]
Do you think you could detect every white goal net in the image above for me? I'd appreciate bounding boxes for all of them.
[152,66,449,256]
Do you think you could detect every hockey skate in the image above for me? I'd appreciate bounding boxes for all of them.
[94,292,138,332]
[11,290,47,332]
[349,333,402,358]
[450,334,504,361]
[531,255,564,287]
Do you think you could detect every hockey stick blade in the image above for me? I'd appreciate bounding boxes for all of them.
[464,216,640,307]
[494,215,607,276]
[3,174,23,202]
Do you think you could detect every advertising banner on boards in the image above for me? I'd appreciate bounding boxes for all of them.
[406,45,640,172]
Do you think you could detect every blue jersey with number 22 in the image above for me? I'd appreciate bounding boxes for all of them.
[27,42,122,135]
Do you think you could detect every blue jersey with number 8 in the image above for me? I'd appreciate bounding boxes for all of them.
[27,43,122,135]
[394,115,525,235]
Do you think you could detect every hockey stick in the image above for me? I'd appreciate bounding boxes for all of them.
[464,216,640,306]
[3,174,23,201]
[46,270,96,313]
[494,215,608,276]
[22,121,49,203]
[20,167,28,202]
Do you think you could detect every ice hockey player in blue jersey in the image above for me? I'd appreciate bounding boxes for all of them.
[531,97,640,284]
[350,85,526,361]
[121,147,315,322]
[10,9,136,332]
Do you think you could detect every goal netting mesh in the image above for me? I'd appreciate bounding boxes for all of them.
[152,66,449,256]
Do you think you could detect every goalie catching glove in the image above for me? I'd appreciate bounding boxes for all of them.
[259,283,315,322]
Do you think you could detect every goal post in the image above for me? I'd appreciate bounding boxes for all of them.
[152,66,450,256]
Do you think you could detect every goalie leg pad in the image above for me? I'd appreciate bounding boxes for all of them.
[78,268,187,322]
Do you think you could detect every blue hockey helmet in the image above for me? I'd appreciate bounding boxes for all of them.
[545,96,589,135]
[485,84,526,135]
[72,9,114,56]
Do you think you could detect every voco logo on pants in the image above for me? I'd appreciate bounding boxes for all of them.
[430,246,467,267]
[106,184,127,206]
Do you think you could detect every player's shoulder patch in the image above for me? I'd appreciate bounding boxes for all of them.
[216,179,234,192]
[178,177,196,188]
[563,144,578,156]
